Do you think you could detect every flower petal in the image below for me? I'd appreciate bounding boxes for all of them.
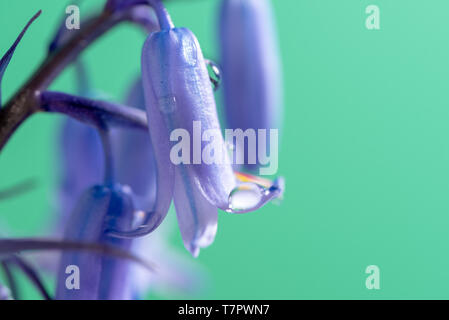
[58,118,104,225]
[105,0,147,12]
[0,284,11,300]
[125,77,146,111]
[142,28,236,210]
[173,166,218,257]
[129,216,206,297]
[113,78,157,209]
[219,0,283,171]
[55,185,149,300]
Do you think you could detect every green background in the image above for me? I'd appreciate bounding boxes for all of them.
[1,0,449,299]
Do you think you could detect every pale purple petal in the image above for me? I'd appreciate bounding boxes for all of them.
[219,0,283,171]
[173,166,218,257]
[0,284,11,300]
[112,78,157,209]
[58,118,104,226]
[142,28,236,210]
[55,185,136,300]
[129,217,206,297]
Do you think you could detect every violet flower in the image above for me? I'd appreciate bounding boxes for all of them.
[129,218,206,297]
[219,0,283,172]
[116,78,206,297]
[57,119,104,226]
[52,75,200,298]
[112,78,156,209]
[55,184,140,300]
[108,2,284,257]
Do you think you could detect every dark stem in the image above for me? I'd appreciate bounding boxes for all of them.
[8,255,52,300]
[0,8,135,152]
[1,261,19,300]
[0,178,37,200]
[0,97,34,152]
[40,91,148,130]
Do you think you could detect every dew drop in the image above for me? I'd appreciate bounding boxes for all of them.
[205,59,222,91]
[158,95,177,114]
[228,183,264,213]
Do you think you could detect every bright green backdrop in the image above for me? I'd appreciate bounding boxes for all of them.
[2,0,449,299]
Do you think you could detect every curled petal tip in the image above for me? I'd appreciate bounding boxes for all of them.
[174,167,218,257]
[106,211,162,239]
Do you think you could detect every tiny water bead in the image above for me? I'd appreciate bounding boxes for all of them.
[158,95,177,114]
[228,183,264,213]
[227,172,285,213]
[205,59,222,92]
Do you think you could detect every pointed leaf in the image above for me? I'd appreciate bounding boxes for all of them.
[0,10,41,106]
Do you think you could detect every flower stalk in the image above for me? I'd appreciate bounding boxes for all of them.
[0,5,150,151]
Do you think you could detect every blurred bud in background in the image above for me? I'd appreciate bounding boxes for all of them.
[219,0,283,173]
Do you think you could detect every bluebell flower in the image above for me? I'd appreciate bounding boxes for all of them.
[129,215,205,297]
[55,184,139,300]
[219,0,283,172]
[108,7,283,257]
[3,2,284,270]
[112,78,156,209]
[52,75,200,298]
[57,119,104,226]
[117,78,205,296]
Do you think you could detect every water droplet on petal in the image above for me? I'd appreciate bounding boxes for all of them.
[158,95,177,114]
[205,59,222,91]
[228,183,264,213]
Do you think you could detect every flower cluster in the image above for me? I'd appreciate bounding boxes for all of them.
[0,0,284,300]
